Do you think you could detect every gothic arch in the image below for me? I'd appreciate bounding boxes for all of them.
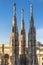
[4,54,9,59]
[4,54,9,65]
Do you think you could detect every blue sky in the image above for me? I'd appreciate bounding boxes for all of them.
[0,0,43,44]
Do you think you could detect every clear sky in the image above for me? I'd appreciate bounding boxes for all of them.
[0,0,43,44]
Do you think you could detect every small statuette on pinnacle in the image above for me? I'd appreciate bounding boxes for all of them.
[30,4,33,17]
[14,3,16,16]
[21,8,24,30]
[21,8,24,20]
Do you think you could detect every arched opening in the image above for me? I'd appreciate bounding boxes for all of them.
[4,54,9,65]
[4,54,9,59]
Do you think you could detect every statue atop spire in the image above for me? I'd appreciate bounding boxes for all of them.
[21,8,24,20]
[12,3,16,30]
[14,3,16,16]
[21,8,24,30]
[30,4,33,17]
[30,4,34,27]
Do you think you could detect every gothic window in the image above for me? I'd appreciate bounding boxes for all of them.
[4,54,9,65]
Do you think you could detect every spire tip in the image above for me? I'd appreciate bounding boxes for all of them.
[14,3,16,7]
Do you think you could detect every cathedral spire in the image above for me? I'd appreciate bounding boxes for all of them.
[28,3,36,65]
[10,3,19,65]
[21,8,24,30]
